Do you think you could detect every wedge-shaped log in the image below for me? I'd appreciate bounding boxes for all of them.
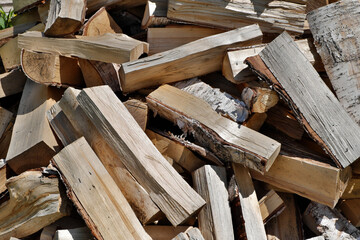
[6,79,60,174]
[120,24,262,93]
[142,0,169,29]
[18,31,149,64]
[47,88,162,225]
[246,32,360,168]
[167,0,306,34]
[45,0,86,37]
[307,0,360,125]
[21,50,84,87]
[124,99,148,131]
[52,137,151,240]
[76,86,206,226]
[0,69,27,98]
[83,7,122,36]
[259,189,285,224]
[147,84,281,172]
[144,226,191,240]
[193,165,234,240]
[342,175,360,199]
[0,170,70,239]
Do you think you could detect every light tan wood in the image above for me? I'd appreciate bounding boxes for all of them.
[242,87,279,113]
[47,88,162,225]
[53,227,92,240]
[124,99,148,131]
[0,107,13,140]
[0,170,71,239]
[78,58,105,88]
[146,84,281,173]
[38,0,50,24]
[13,0,42,13]
[18,31,149,64]
[142,0,169,29]
[86,0,147,14]
[172,227,205,240]
[243,113,267,131]
[76,86,205,226]
[0,69,27,98]
[83,7,122,36]
[144,226,191,240]
[0,161,6,194]
[120,24,262,93]
[21,50,84,87]
[259,190,285,224]
[193,165,234,240]
[52,137,151,240]
[6,79,60,174]
[342,175,360,199]
[233,163,267,240]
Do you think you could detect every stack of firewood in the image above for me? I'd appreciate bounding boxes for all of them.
[0,0,359,239]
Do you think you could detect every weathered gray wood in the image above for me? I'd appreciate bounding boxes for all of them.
[307,0,360,125]
[193,165,234,240]
[247,32,360,168]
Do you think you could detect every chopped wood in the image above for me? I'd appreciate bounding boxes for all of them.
[0,69,27,98]
[13,0,43,13]
[0,119,14,160]
[83,7,122,36]
[246,32,360,168]
[0,160,6,194]
[124,99,148,131]
[243,113,267,131]
[342,175,360,199]
[86,0,147,14]
[353,160,360,175]
[0,170,71,239]
[241,86,279,113]
[167,0,307,34]
[53,227,92,240]
[0,107,13,140]
[21,50,84,87]
[306,0,329,13]
[44,0,86,37]
[38,1,50,25]
[193,165,234,240]
[6,79,60,174]
[18,31,149,64]
[78,59,105,88]
[303,201,360,240]
[76,86,206,226]
[52,137,151,240]
[339,199,360,227]
[142,0,169,29]
[47,88,162,225]
[147,84,281,172]
[120,24,262,93]
[144,226,191,240]
[259,189,285,224]
[307,0,360,125]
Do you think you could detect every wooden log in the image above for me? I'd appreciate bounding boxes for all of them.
[303,201,360,240]
[18,31,149,64]
[21,50,84,87]
[146,84,281,173]
[167,0,306,34]
[192,165,233,240]
[124,99,148,131]
[0,170,71,239]
[246,32,360,169]
[53,227,92,240]
[83,7,122,36]
[342,175,360,199]
[6,79,60,174]
[241,86,279,113]
[38,1,50,25]
[86,0,147,14]
[52,137,151,240]
[0,107,13,139]
[243,113,267,131]
[120,24,262,93]
[233,163,267,240]
[0,69,27,98]
[13,0,43,13]
[44,0,86,37]
[307,0,360,125]
[0,161,6,194]
[76,86,206,226]
[78,58,105,88]
[172,227,205,240]
[259,189,285,224]
[141,0,169,29]
[144,226,191,240]
[306,0,329,13]
[0,119,14,159]
[339,199,360,227]
[47,88,162,225]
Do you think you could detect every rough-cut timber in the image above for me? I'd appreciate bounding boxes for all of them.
[0,161,6,194]
[18,31,149,64]
[0,69,27,98]
[142,0,169,29]
[124,99,148,131]
[167,0,306,34]
[44,0,86,37]
[145,226,191,240]
[76,86,206,226]
[193,165,234,240]
[342,175,360,199]
[52,137,151,240]
[120,24,262,93]
[307,0,360,125]
[0,170,70,239]
[259,189,285,224]
[13,0,42,13]
[147,84,281,172]
[241,86,279,113]
[83,7,122,36]
[246,32,360,168]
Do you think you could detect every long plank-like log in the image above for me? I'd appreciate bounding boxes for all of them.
[0,170,71,239]
[307,0,360,124]
[76,86,206,226]
[246,32,360,168]
[146,84,281,173]
[193,165,234,240]
[13,0,42,13]
[18,31,149,64]
[120,24,262,93]
[0,69,27,98]
[167,0,306,34]
[52,137,151,240]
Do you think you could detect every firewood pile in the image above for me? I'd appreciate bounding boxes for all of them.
[0,0,359,239]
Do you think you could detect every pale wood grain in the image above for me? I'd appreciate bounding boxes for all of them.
[142,0,169,29]
[124,99,148,131]
[53,227,93,240]
[144,226,191,240]
[83,7,122,36]
[259,190,285,224]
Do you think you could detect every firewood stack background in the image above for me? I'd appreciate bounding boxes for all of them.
[0,0,359,239]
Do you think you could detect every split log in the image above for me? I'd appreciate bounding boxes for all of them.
[83,7,122,36]
[44,0,86,37]
[307,0,360,125]
[233,163,267,240]
[0,23,37,41]
[0,161,6,194]
[38,1,50,24]
[243,113,267,131]
[142,0,169,29]
[120,24,262,93]
[342,175,360,199]
[306,0,329,13]
[13,0,43,13]
[18,31,149,64]
[303,201,360,240]
[172,227,205,240]
[86,0,147,14]
[174,78,249,123]
[78,59,105,88]
[0,107,13,139]
[193,165,234,240]
[53,227,92,240]
[146,84,281,172]
[145,226,190,240]
[339,199,360,227]
[47,88,162,225]
[259,189,285,224]
[21,50,84,87]
[167,0,306,34]
[76,86,206,226]
[0,69,27,98]
[6,79,60,174]
[0,170,71,239]
[124,99,148,131]
[0,119,14,159]
[52,137,151,240]
[241,86,279,113]
[246,32,360,168]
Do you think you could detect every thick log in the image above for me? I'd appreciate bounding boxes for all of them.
[83,7,122,36]
[124,99,148,131]
[241,86,279,113]
[0,69,27,98]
